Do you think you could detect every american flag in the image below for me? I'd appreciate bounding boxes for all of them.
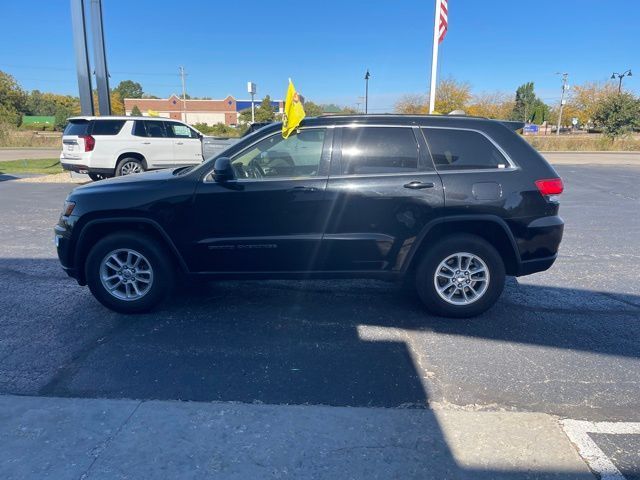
[438,0,449,44]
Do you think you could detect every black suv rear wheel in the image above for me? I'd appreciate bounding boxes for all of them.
[85,233,174,313]
[415,234,505,318]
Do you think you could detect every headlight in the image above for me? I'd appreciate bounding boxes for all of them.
[63,201,76,216]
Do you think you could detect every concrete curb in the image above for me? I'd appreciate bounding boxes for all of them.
[0,394,592,479]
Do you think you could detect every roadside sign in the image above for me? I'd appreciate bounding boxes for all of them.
[523,124,539,134]
[572,118,578,126]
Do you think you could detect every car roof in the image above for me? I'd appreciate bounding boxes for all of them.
[256,114,523,133]
[67,116,176,122]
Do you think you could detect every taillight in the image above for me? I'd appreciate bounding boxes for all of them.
[80,135,95,152]
[535,178,564,196]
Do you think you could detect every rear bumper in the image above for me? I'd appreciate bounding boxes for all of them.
[61,163,113,176]
[513,215,564,276]
[516,254,558,276]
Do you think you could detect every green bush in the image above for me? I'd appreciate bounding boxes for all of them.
[19,122,55,131]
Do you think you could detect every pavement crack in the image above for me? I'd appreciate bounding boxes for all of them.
[78,400,143,480]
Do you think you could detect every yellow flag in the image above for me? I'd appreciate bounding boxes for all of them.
[147,109,160,117]
[282,79,306,138]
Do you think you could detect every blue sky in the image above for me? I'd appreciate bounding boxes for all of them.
[0,0,638,112]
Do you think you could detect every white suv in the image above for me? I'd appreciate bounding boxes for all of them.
[60,116,207,181]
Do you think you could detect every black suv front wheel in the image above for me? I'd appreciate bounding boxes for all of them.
[85,233,174,313]
[415,234,505,318]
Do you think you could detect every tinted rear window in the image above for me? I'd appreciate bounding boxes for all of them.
[91,120,126,136]
[144,121,167,138]
[132,120,146,137]
[422,128,509,170]
[63,120,90,136]
[340,127,418,175]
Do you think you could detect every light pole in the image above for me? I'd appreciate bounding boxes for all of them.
[364,69,370,114]
[247,82,257,123]
[179,66,187,122]
[611,70,632,93]
[556,72,569,137]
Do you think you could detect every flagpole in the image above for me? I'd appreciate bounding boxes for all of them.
[428,0,441,114]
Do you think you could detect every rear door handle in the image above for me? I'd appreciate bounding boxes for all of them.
[142,141,151,145]
[404,181,435,189]
[176,142,184,145]
[288,186,318,193]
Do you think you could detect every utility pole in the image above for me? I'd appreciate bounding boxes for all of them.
[611,70,632,93]
[364,69,370,114]
[556,72,568,137]
[179,66,187,123]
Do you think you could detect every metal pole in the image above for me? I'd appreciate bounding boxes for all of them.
[90,0,111,115]
[364,70,370,114]
[618,76,623,93]
[556,73,568,137]
[428,0,442,113]
[179,66,187,122]
[251,93,255,123]
[70,0,94,115]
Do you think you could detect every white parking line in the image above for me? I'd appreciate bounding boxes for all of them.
[561,419,640,480]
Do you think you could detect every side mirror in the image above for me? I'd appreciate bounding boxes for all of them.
[213,157,234,182]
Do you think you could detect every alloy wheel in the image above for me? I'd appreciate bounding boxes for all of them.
[433,252,490,305]
[99,248,154,301]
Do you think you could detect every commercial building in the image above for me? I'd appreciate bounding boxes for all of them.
[124,95,283,126]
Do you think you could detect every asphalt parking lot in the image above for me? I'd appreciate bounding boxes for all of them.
[1,162,639,478]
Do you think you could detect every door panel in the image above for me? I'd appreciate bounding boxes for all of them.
[319,126,444,272]
[133,120,174,167]
[164,121,203,164]
[187,128,333,273]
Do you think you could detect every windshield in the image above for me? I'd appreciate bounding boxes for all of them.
[191,124,282,174]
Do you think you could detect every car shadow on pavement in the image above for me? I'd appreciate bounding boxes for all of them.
[1,258,636,478]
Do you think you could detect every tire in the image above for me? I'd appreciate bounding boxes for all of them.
[85,232,175,313]
[116,157,145,176]
[415,234,505,318]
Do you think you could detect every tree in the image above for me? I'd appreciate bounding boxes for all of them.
[110,91,125,115]
[239,95,277,123]
[467,91,515,119]
[566,81,618,126]
[434,77,471,113]
[395,94,427,114]
[592,92,640,139]
[0,70,27,126]
[114,80,143,100]
[510,82,549,124]
[303,101,325,117]
[25,90,80,130]
[131,105,142,116]
[394,78,471,115]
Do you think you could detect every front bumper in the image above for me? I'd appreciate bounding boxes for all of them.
[55,218,83,284]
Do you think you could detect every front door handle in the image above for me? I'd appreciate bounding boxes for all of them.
[142,141,151,145]
[404,181,435,189]
[176,142,184,145]
[288,186,318,193]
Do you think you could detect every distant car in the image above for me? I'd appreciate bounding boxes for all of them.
[55,114,564,318]
[60,116,232,181]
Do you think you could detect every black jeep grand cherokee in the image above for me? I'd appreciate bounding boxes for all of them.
[55,115,564,318]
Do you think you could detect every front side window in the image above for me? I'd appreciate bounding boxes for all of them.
[422,128,509,170]
[165,121,198,139]
[91,120,126,136]
[340,127,418,175]
[231,129,326,180]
